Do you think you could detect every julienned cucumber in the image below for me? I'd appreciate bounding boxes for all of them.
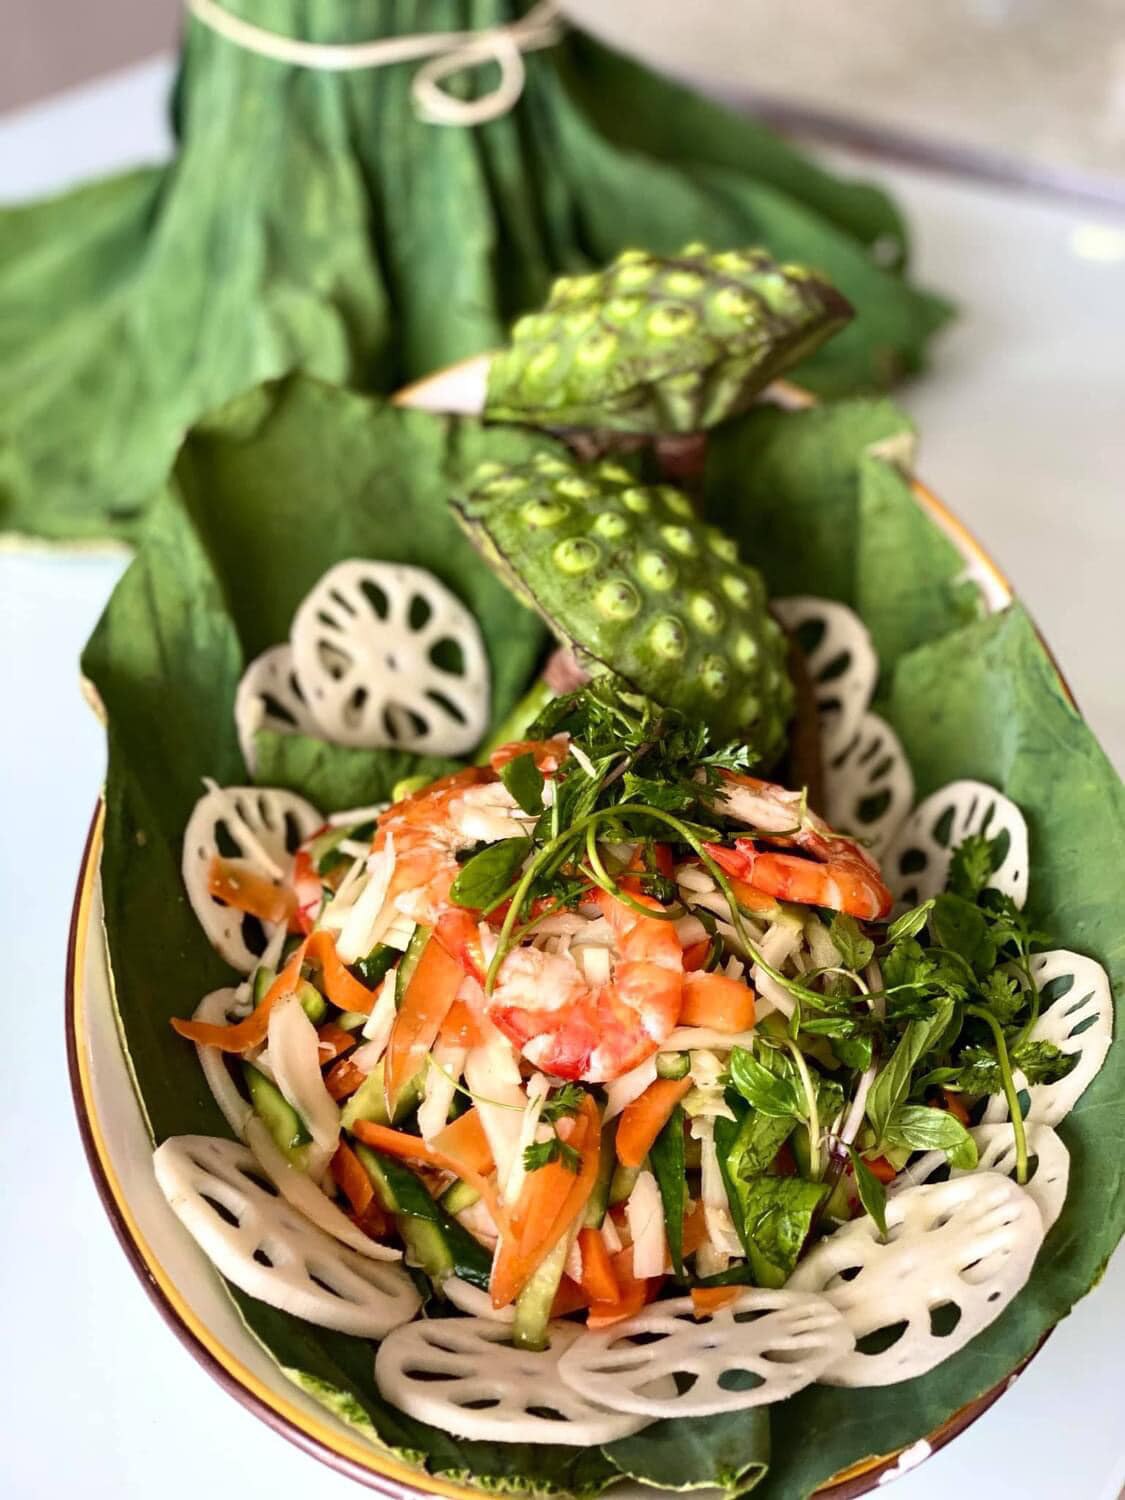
[512,1234,569,1351]
[656,1051,690,1080]
[609,1161,641,1206]
[395,925,431,999]
[340,1059,420,1130]
[583,1124,617,1228]
[440,1179,481,1215]
[353,1143,492,1291]
[251,965,327,1025]
[242,1064,310,1163]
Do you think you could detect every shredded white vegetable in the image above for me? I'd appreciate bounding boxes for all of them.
[268,996,340,1181]
[626,1170,667,1279]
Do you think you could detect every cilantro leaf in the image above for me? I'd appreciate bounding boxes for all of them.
[523,1136,581,1173]
[947,832,1001,900]
[540,1083,584,1124]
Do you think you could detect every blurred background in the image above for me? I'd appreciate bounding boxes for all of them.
[6,0,1125,195]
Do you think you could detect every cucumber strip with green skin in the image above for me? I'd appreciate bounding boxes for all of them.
[609,1161,641,1207]
[340,1060,420,1131]
[395,925,431,1002]
[583,1123,618,1229]
[251,964,327,1024]
[390,774,432,803]
[242,1063,310,1162]
[656,1051,690,1080]
[649,1103,687,1277]
[335,1010,370,1032]
[440,1179,481,1215]
[512,1233,569,1351]
[350,942,397,990]
[308,820,374,874]
[252,966,276,1005]
[353,1143,493,1291]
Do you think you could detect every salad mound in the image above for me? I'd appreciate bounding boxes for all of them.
[80,248,1124,1498]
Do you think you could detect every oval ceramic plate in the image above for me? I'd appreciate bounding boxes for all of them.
[67,358,1039,1498]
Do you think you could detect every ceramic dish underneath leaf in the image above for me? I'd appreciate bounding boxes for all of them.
[68,359,1120,1499]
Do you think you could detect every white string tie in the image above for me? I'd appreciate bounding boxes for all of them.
[185,0,564,125]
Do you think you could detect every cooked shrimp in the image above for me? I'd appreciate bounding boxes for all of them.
[489,735,570,775]
[706,772,892,921]
[486,888,684,1082]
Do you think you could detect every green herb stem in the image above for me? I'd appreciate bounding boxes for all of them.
[967,1004,1028,1183]
[786,1039,821,1178]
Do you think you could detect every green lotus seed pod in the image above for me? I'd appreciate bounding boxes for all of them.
[485,243,852,435]
[453,455,794,759]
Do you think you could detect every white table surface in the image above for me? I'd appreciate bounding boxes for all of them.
[1,55,1123,1500]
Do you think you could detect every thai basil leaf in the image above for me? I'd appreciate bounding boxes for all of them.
[449,837,531,910]
[499,752,544,816]
[847,1146,889,1238]
[726,1176,829,1288]
[866,1000,954,1144]
[727,1046,802,1119]
[649,1103,687,1278]
[884,1104,979,1171]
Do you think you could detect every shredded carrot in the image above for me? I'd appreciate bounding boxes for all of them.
[434,909,487,983]
[681,1200,709,1260]
[551,1275,590,1318]
[325,1056,367,1101]
[578,1226,619,1305]
[937,1088,971,1126]
[350,1119,508,1236]
[615,1076,693,1168]
[207,855,296,926]
[331,1140,374,1218]
[432,1108,494,1176]
[437,998,484,1050]
[690,1285,741,1317]
[682,939,711,973]
[863,1154,898,1184]
[678,970,756,1032]
[490,1095,601,1309]
[588,1245,657,1327]
[171,939,309,1051]
[384,936,463,1113]
[304,929,379,1015]
[317,1022,357,1061]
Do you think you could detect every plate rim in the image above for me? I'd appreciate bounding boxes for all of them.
[66,366,1061,1498]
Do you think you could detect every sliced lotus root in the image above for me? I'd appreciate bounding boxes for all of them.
[234,643,319,774]
[892,1121,1069,1233]
[182,783,322,972]
[192,987,254,1137]
[772,596,877,757]
[556,1289,853,1418]
[153,1136,419,1337]
[884,780,1029,908]
[291,560,489,754]
[823,711,913,857]
[788,1173,1043,1386]
[982,949,1112,1128]
[374,1315,649,1445]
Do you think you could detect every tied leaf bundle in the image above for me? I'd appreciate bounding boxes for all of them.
[0,0,951,543]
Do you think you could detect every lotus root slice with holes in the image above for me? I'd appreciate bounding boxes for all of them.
[981,949,1112,1127]
[884,780,1029,908]
[290,560,489,755]
[823,710,913,857]
[182,784,322,973]
[153,1137,419,1336]
[234,643,320,773]
[556,1289,853,1418]
[788,1173,1043,1386]
[772,596,877,757]
[374,1315,650,1444]
[891,1122,1070,1232]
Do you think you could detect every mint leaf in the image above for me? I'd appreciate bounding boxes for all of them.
[499,751,545,816]
[884,1103,978,1170]
[828,912,875,972]
[866,1000,954,1143]
[449,837,531,910]
[723,1175,828,1287]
